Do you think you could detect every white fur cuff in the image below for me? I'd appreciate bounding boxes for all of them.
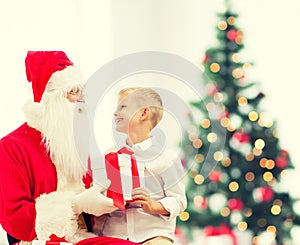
[35,191,77,241]
[35,191,96,244]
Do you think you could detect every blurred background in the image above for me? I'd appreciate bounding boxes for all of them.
[0,0,299,244]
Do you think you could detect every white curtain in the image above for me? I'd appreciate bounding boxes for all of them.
[0,0,113,138]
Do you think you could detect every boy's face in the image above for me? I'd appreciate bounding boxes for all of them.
[114,93,142,134]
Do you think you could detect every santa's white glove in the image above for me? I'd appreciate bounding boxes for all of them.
[72,183,117,216]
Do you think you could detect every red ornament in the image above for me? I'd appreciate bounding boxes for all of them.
[280,149,289,158]
[194,196,208,210]
[253,187,274,203]
[275,156,288,169]
[206,84,220,96]
[202,54,210,64]
[227,29,238,41]
[227,198,244,211]
[232,131,251,143]
[219,110,230,120]
[209,170,222,183]
[181,158,187,168]
[174,227,188,245]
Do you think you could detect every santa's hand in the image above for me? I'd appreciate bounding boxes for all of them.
[72,184,117,216]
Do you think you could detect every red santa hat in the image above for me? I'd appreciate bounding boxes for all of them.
[23,51,85,129]
[25,51,85,102]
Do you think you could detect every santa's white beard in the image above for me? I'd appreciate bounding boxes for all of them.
[24,93,85,190]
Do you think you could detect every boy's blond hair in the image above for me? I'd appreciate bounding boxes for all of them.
[118,87,163,129]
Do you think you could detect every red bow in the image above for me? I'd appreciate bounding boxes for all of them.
[49,234,68,242]
[105,147,140,210]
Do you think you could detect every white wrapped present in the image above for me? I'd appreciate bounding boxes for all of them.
[105,147,143,210]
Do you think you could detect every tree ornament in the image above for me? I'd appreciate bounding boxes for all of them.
[194,195,208,210]
[253,187,274,203]
[209,170,222,183]
[227,29,238,41]
[206,83,220,96]
[219,110,230,120]
[202,54,210,64]
[275,156,288,169]
[232,131,251,143]
[227,198,244,211]
[280,149,289,158]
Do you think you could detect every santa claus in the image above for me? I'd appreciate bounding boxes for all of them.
[0,51,137,245]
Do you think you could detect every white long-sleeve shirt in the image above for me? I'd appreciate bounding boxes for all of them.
[101,137,187,243]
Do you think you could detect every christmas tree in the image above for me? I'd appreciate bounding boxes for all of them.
[178,3,300,244]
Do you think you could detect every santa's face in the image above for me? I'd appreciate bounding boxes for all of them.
[65,87,84,103]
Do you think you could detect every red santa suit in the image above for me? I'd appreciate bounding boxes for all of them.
[0,123,58,241]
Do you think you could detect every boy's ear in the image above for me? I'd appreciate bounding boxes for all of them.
[140,107,151,120]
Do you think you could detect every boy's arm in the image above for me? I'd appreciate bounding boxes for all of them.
[133,154,187,218]
[158,177,187,219]
[155,155,187,220]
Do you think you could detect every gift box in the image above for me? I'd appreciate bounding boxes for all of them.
[105,147,142,210]
[203,225,237,245]
[32,241,72,245]
[32,234,73,245]
[201,225,253,245]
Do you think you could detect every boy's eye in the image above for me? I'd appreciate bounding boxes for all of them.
[120,105,126,109]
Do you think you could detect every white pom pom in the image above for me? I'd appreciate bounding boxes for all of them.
[22,99,46,130]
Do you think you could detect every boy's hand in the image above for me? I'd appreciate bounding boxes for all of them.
[131,187,153,212]
[132,187,170,215]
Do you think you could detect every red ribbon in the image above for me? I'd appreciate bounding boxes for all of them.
[82,156,93,188]
[49,234,68,242]
[203,225,237,245]
[105,147,140,210]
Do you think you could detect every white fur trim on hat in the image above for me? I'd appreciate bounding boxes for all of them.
[46,66,86,93]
